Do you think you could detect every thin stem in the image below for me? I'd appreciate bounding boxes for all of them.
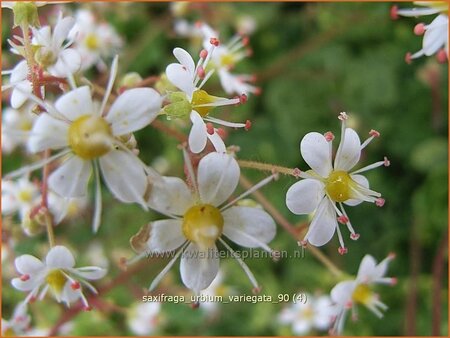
[44,210,55,247]
[237,159,298,177]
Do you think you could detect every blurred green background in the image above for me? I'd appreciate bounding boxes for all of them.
[2,2,448,336]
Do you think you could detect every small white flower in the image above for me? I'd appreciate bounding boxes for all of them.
[164,46,250,154]
[142,151,277,293]
[278,294,336,335]
[6,57,163,232]
[11,245,107,309]
[1,303,31,336]
[2,104,37,154]
[392,2,448,62]
[199,22,260,96]
[127,302,161,336]
[330,254,396,335]
[3,60,33,109]
[286,113,389,253]
[69,9,123,71]
[31,13,81,77]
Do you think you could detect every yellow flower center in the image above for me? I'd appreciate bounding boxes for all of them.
[182,204,224,249]
[17,189,33,203]
[3,328,16,337]
[191,89,215,117]
[20,120,33,131]
[85,33,100,50]
[68,115,113,160]
[325,170,355,202]
[35,47,56,68]
[220,53,236,68]
[46,269,67,295]
[351,283,373,306]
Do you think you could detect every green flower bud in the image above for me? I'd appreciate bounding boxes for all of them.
[13,2,40,27]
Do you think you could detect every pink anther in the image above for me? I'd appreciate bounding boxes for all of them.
[390,277,398,286]
[437,49,448,64]
[405,52,412,65]
[414,23,426,35]
[292,168,302,178]
[337,215,349,224]
[350,233,360,240]
[369,129,380,137]
[199,49,208,59]
[252,286,262,294]
[197,66,205,79]
[338,112,348,121]
[84,306,92,311]
[206,122,215,135]
[245,119,252,131]
[324,131,335,142]
[338,247,348,255]
[384,157,390,167]
[210,37,220,46]
[71,281,81,290]
[390,5,399,20]
[242,36,250,46]
[375,198,385,207]
[20,274,30,281]
[297,240,307,247]
[239,93,248,104]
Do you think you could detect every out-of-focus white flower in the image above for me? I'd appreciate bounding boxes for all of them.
[69,9,123,71]
[85,242,109,269]
[127,302,161,336]
[198,23,260,96]
[31,13,81,77]
[236,15,257,35]
[286,112,389,254]
[141,151,277,294]
[2,104,37,154]
[6,56,163,232]
[1,303,31,336]
[392,2,448,63]
[278,294,335,335]
[11,245,107,308]
[200,270,233,315]
[330,254,396,335]
[164,46,249,153]
[3,60,33,109]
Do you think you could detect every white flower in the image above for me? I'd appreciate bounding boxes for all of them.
[200,270,233,315]
[330,254,396,335]
[11,245,107,309]
[165,46,250,154]
[392,2,448,62]
[31,13,81,77]
[142,151,277,293]
[198,22,260,96]
[6,56,163,232]
[69,9,123,71]
[3,60,33,109]
[278,294,336,335]
[127,302,161,336]
[1,303,31,336]
[2,104,37,154]
[286,113,389,253]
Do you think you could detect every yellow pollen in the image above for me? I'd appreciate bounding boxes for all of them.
[17,190,33,203]
[19,120,33,131]
[325,170,355,202]
[85,33,100,50]
[352,283,373,306]
[220,53,235,68]
[182,204,224,249]
[191,89,215,117]
[68,115,112,160]
[46,269,67,295]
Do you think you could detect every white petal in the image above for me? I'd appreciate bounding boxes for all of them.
[305,198,337,247]
[15,255,45,275]
[55,86,94,121]
[99,151,147,205]
[48,156,92,197]
[344,174,369,206]
[52,16,75,48]
[11,81,32,109]
[173,47,195,76]
[198,152,240,206]
[61,282,80,304]
[49,48,81,77]
[334,128,361,172]
[10,60,28,83]
[206,131,226,153]
[72,266,107,280]
[356,255,377,281]
[11,277,41,291]
[106,88,162,135]
[166,63,195,98]
[423,15,448,56]
[330,280,356,306]
[188,111,207,154]
[147,219,186,252]
[147,176,194,216]
[286,179,325,214]
[222,206,276,248]
[292,319,311,335]
[28,114,69,153]
[180,243,220,292]
[300,132,333,178]
[46,246,76,268]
